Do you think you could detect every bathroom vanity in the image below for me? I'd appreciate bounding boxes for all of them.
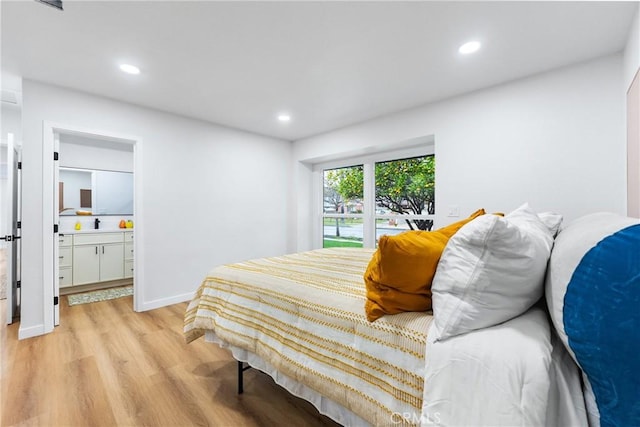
[59,229,134,293]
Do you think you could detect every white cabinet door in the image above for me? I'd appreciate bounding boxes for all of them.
[58,247,73,268]
[59,235,74,288]
[73,245,100,285]
[124,233,134,280]
[124,260,134,279]
[59,267,73,288]
[100,243,124,282]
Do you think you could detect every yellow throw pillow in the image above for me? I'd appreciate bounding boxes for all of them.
[364,208,486,322]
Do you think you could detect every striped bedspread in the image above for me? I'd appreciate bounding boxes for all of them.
[184,248,432,426]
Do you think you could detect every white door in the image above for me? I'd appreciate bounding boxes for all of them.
[4,134,21,325]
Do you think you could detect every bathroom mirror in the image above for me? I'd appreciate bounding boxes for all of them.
[59,167,133,215]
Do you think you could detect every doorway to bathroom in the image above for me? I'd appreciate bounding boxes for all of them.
[43,123,142,328]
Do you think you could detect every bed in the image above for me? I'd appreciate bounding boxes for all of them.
[185,248,427,425]
[184,238,588,426]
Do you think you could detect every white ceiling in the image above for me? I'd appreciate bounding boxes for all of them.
[1,1,637,141]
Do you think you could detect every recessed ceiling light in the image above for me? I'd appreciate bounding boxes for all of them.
[458,41,481,55]
[119,64,140,75]
[278,114,291,122]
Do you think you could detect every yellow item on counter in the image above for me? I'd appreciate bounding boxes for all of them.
[75,222,81,230]
[126,220,133,229]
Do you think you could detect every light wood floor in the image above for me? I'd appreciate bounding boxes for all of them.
[0,296,341,427]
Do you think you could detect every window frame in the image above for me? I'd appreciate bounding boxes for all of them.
[313,144,435,249]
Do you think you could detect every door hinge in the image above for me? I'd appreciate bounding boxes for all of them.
[16,280,21,289]
[54,296,59,305]
[54,224,58,233]
[17,161,22,169]
[54,152,59,161]
[17,221,21,229]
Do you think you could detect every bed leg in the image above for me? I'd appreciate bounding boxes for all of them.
[237,361,244,394]
[237,361,251,394]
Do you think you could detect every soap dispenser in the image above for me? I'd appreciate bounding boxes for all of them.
[94,218,101,230]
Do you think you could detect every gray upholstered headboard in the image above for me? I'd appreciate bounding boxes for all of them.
[545,212,640,427]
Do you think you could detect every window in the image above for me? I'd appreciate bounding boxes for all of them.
[317,146,435,249]
[374,155,435,242]
[323,165,364,248]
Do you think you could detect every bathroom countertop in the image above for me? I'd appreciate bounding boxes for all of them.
[59,228,133,235]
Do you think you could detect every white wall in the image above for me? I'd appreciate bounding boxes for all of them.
[624,7,639,91]
[59,136,135,227]
[20,80,291,339]
[59,168,91,209]
[60,135,134,172]
[1,104,22,141]
[292,54,626,251]
[94,170,133,215]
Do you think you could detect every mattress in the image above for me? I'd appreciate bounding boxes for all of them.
[184,248,432,426]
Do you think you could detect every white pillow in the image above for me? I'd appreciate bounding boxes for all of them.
[538,211,563,237]
[431,203,556,341]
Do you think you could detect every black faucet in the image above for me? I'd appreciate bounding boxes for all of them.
[94,218,100,229]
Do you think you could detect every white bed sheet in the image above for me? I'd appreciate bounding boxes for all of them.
[205,307,587,427]
[421,306,588,427]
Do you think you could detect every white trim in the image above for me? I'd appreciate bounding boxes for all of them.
[5,133,17,325]
[323,213,435,220]
[42,121,144,333]
[53,132,60,326]
[132,135,144,312]
[312,144,434,173]
[42,123,55,334]
[305,134,434,167]
[313,168,323,249]
[315,143,435,249]
[363,162,375,247]
[374,214,435,220]
[139,292,194,312]
[18,323,47,340]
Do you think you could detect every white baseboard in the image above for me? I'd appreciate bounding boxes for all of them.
[137,292,194,312]
[18,323,47,340]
